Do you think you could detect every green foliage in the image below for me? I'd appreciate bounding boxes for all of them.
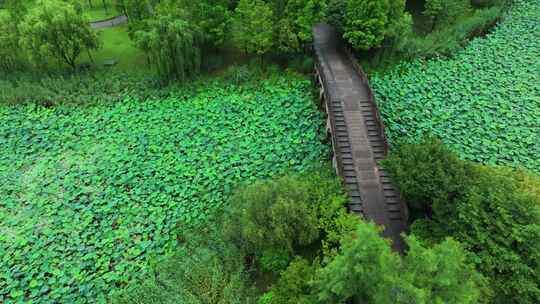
[259,257,319,304]
[114,0,151,21]
[232,0,274,55]
[0,74,328,303]
[224,176,320,259]
[372,0,540,174]
[113,227,257,304]
[222,167,349,272]
[396,5,502,58]
[314,222,488,304]
[0,71,157,106]
[339,0,411,50]
[382,138,472,213]
[471,0,509,8]
[178,0,231,49]
[0,10,24,71]
[423,0,471,31]
[232,0,326,55]
[134,4,202,81]
[385,139,540,303]
[398,236,490,304]
[275,0,327,53]
[326,0,346,31]
[18,0,100,69]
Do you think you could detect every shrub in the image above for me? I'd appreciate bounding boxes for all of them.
[259,257,319,304]
[223,175,320,269]
[471,0,510,8]
[423,0,471,31]
[385,139,540,303]
[112,227,257,304]
[395,5,502,59]
[0,72,158,106]
[221,167,352,273]
[381,138,473,215]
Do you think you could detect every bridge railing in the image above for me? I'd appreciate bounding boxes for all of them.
[313,48,346,178]
[343,47,390,155]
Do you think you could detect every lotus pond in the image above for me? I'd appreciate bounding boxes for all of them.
[0,75,328,303]
[372,0,540,173]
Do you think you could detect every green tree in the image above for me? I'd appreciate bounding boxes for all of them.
[341,0,411,50]
[259,257,319,304]
[232,0,274,55]
[424,0,471,31]
[381,138,473,217]
[222,167,355,273]
[0,10,24,71]
[115,0,151,21]
[274,0,327,53]
[18,0,100,69]
[385,139,540,303]
[177,0,231,49]
[314,222,488,304]
[134,5,202,81]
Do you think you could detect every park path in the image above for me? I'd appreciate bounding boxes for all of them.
[90,15,127,29]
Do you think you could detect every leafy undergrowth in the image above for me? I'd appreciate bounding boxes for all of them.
[372,0,540,173]
[0,75,328,303]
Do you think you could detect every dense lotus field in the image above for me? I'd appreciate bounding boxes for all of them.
[0,76,328,303]
[372,0,540,173]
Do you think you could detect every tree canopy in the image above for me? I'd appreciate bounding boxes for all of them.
[384,139,540,303]
[134,3,202,81]
[18,0,100,69]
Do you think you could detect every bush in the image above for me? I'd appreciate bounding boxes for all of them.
[471,0,510,8]
[0,72,158,106]
[381,138,473,215]
[112,228,257,304]
[221,167,353,273]
[423,0,471,31]
[385,139,540,303]
[396,5,502,58]
[258,257,319,304]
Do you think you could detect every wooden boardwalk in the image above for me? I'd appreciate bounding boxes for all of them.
[313,24,408,251]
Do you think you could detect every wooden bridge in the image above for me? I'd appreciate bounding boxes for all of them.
[313,24,408,252]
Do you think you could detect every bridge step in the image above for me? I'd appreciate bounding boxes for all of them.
[314,23,407,252]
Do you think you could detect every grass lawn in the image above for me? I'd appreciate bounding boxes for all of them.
[81,25,149,73]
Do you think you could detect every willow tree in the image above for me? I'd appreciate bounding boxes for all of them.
[0,11,23,71]
[134,8,202,82]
